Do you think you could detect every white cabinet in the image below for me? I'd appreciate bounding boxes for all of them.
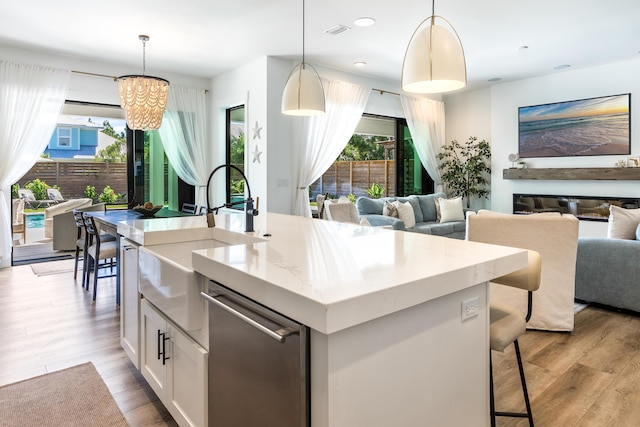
[120,238,140,368]
[141,299,208,427]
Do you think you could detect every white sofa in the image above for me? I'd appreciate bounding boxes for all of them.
[467,210,579,331]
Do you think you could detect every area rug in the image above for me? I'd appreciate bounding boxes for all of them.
[0,362,129,427]
[30,259,77,277]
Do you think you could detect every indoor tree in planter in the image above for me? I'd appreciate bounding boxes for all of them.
[437,136,491,208]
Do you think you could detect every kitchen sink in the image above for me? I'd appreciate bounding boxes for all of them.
[139,239,230,331]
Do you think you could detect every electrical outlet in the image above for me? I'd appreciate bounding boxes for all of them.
[461,297,479,321]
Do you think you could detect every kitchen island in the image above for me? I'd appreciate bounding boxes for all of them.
[118,211,527,427]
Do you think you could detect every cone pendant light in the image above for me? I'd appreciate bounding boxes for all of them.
[402,0,467,94]
[281,0,325,116]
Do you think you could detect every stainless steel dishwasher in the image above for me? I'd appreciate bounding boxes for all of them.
[201,281,310,427]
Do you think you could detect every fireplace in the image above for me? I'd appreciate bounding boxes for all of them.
[513,194,640,221]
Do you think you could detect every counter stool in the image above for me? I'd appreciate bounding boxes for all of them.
[71,210,89,288]
[489,250,541,427]
[82,213,118,301]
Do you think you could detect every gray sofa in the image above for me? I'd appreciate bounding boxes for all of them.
[355,192,469,239]
[575,237,640,313]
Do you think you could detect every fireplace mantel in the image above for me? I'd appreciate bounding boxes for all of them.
[503,167,640,180]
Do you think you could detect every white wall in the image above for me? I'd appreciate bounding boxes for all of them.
[444,87,492,210]
[446,58,640,237]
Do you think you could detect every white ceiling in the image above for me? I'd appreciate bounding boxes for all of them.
[1,0,638,92]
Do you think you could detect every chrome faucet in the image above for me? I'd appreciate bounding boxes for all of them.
[205,164,259,232]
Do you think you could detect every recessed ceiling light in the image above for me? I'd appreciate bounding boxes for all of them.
[354,17,375,27]
[553,64,571,70]
[354,61,366,67]
[488,77,502,82]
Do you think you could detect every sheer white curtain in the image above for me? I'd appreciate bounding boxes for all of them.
[294,79,371,217]
[400,95,446,192]
[157,86,209,207]
[0,60,69,264]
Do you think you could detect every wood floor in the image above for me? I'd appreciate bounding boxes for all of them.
[493,305,640,426]
[2,260,640,426]
[0,262,177,426]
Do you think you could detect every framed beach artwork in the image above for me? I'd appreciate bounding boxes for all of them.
[518,93,631,158]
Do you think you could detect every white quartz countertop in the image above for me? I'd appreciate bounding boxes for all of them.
[187,212,528,334]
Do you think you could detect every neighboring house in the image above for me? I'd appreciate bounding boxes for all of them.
[43,115,115,159]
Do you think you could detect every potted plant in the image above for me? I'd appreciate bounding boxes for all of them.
[437,136,491,208]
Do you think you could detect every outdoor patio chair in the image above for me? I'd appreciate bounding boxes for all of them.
[18,188,54,209]
[47,188,65,203]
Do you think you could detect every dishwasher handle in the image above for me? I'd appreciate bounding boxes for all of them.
[200,291,297,343]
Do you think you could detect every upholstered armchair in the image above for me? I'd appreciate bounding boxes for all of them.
[467,210,579,331]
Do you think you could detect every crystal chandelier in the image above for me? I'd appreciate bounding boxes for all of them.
[118,35,170,130]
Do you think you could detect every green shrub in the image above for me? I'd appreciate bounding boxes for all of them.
[365,183,385,199]
[83,185,96,201]
[230,179,245,194]
[11,184,19,199]
[347,193,357,204]
[98,185,118,204]
[25,179,50,200]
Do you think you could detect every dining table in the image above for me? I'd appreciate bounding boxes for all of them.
[88,208,193,304]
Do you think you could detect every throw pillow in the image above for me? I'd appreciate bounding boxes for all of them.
[438,197,465,223]
[607,205,640,240]
[398,196,424,223]
[383,201,398,218]
[393,201,416,229]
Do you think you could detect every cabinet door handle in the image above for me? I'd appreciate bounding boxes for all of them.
[157,329,162,360]
[123,245,135,251]
[162,333,170,365]
[157,330,171,365]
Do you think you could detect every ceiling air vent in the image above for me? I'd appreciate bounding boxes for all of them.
[325,25,350,36]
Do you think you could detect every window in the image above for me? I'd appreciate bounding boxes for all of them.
[226,105,245,209]
[57,128,71,147]
[311,114,433,200]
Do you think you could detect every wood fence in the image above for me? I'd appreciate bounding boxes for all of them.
[310,160,396,198]
[17,160,127,200]
[19,159,395,203]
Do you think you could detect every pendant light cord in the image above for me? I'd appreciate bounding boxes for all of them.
[431,0,436,23]
[141,38,147,76]
[302,0,306,63]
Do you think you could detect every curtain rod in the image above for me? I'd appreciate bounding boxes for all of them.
[372,88,401,97]
[71,69,210,93]
[71,70,118,81]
